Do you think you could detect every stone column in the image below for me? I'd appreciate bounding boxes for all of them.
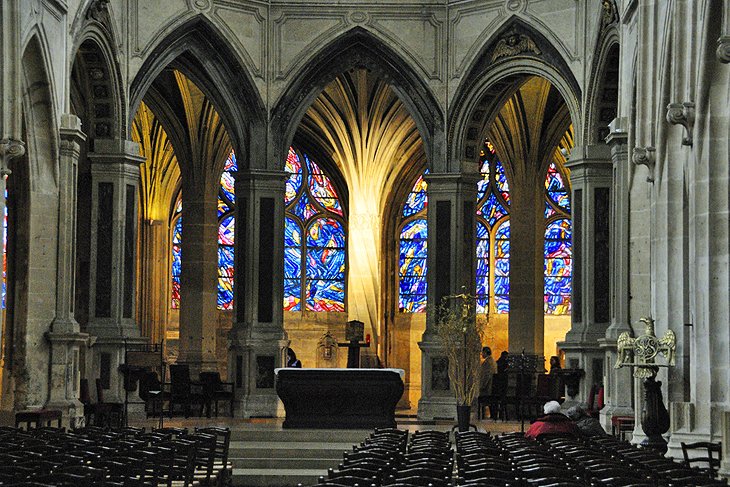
[45,115,89,428]
[557,144,613,404]
[177,181,219,375]
[418,172,477,420]
[508,174,545,355]
[87,139,146,404]
[228,169,289,418]
[598,121,635,430]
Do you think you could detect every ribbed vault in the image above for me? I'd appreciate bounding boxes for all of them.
[298,68,426,354]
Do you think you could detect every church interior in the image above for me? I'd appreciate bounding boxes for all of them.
[1,0,729,484]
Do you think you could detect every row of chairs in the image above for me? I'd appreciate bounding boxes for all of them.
[299,428,455,487]
[0,424,231,487]
[454,430,727,487]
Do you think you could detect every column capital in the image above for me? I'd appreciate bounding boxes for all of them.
[605,117,629,147]
[88,138,145,166]
[666,102,695,146]
[59,114,87,159]
[0,138,25,175]
[717,35,730,63]
[632,146,656,183]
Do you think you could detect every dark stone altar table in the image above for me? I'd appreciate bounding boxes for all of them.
[275,368,405,429]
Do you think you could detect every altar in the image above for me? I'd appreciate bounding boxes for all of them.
[275,368,405,429]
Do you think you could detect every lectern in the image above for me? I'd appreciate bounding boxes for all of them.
[338,320,369,368]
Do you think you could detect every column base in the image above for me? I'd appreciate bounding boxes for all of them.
[45,399,85,429]
[417,395,456,421]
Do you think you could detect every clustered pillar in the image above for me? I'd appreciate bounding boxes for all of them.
[228,169,289,418]
[418,172,477,420]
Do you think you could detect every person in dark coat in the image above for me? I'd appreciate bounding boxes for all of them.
[566,403,607,437]
[286,348,302,368]
[525,400,579,439]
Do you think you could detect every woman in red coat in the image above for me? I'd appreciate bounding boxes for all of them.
[525,400,579,439]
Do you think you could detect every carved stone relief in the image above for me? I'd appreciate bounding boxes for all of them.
[666,102,695,146]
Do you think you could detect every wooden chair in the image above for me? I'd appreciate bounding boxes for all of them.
[167,364,204,418]
[681,441,722,478]
[199,371,235,418]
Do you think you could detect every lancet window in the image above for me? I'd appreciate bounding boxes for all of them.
[217,151,237,310]
[398,171,428,313]
[284,147,346,312]
[170,198,182,309]
[543,161,572,314]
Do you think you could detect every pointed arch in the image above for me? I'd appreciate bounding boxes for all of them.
[129,16,266,170]
[584,29,620,145]
[270,27,444,172]
[71,8,127,142]
[448,17,582,168]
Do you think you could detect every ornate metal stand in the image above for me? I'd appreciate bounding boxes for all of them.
[615,317,675,453]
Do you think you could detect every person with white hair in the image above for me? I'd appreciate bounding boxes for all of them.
[524,400,579,439]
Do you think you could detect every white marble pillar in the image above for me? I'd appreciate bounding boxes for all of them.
[87,139,146,404]
[558,144,612,407]
[45,115,89,428]
[418,172,478,420]
[228,169,289,418]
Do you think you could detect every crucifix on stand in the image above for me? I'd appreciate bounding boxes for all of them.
[338,320,370,368]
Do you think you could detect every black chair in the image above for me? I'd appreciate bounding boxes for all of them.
[94,378,124,428]
[198,371,235,418]
[681,441,722,478]
[167,365,204,418]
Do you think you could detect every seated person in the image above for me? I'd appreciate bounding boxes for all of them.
[566,403,607,437]
[525,400,579,439]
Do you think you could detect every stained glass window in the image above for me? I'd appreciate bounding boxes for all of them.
[1,189,7,309]
[398,171,428,312]
[284,147,346,312]
[544,161,572,314]
[217,151,237,310]
[476,141,510,314]
[170,198,182,309]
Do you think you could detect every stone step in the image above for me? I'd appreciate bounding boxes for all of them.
[232,467,323,487]
[235,456,340,470]
[230,428,370,443]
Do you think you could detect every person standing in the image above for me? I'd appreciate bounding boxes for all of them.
[479,346,497,397]
[286,348,302,368]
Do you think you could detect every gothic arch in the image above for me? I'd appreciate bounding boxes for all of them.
[129,16,266,169]
[448,17,582,169]
[583,3,620,145]
[71,1,127,142]
[270,27,444,172]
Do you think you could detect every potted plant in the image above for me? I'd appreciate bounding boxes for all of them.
[434,291,486,431]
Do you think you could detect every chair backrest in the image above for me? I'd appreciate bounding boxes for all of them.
[169,365,191,395]
[681,441,722,474]
[198,371,221,396]
[79,378,90,405]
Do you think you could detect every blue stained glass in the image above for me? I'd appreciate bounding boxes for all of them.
[480,192,507,227]
[476,177,489,202]
[306,279,345,312]
[217,277,234,310]
[307,218,345,248]
[495,295,509,314]
[545,219,572,240]
[476,297,489,314]
[306,249,345,279]
[284,278,301,311]
[403,172,428,217]
[218,215,235,245]
[400,277,427,296]
[549,192,571,212]
[285,217,301,247]
[284,247,301,279]
[400,295,426,313]
[495,258,509,276]
[545,240,571,258]
[545,257,572,276]
[476,275,489,296]
[476,258,489,276]
[494,276,510,296]
[292,191,318,223]
[477,221,488,239]
[496,220,510,239]
[224,151,238,172]
[218,246,234,276]
[400,219,427,240]
[545,203,557,219]
[495,240,510,258]
[400,257,427,278]
[399,239,427,263]
[495,160,510,202]
[286,173,301,205]
[545,276,571,294]
[220,171,235,206]
[218,200,230,218]
[544,294,571,315]
[285,147,346,312]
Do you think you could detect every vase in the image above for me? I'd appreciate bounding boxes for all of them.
[457,404,471,432]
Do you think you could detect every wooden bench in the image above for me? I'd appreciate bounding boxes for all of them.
[611,415,635,441]
[15,409,62,429]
